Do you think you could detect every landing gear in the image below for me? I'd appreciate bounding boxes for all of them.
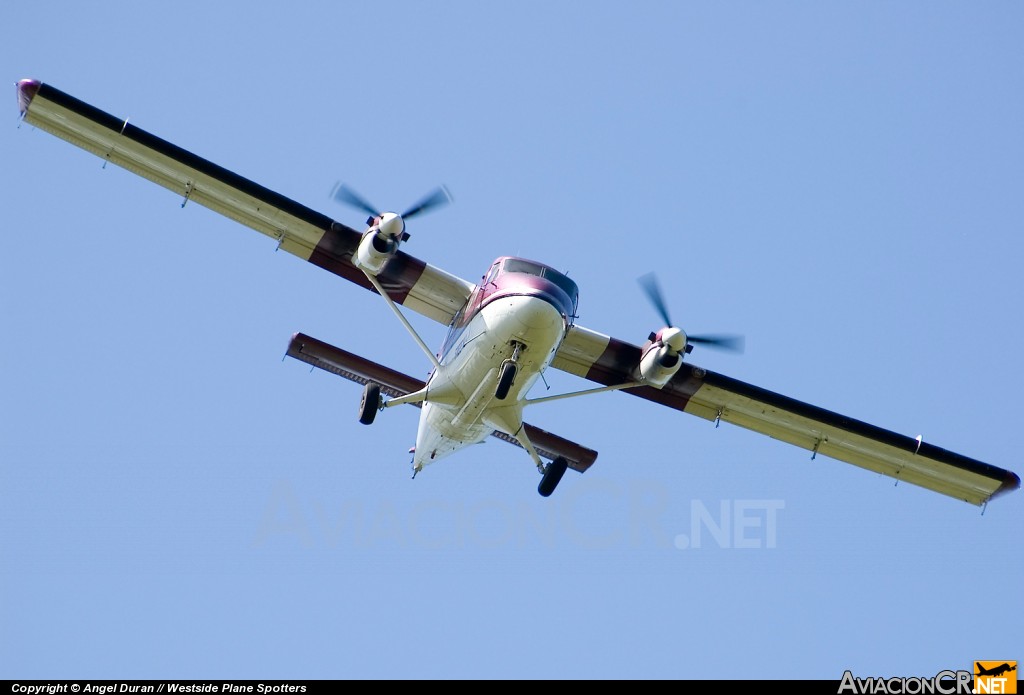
[537,456,569,497]
[358,382,381,425]
[495,341,524,400]
[495,360,517,400]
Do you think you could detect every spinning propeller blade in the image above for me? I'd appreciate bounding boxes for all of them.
[330,183,452,232]
[330,183,379,218]
[401,186,452,220]
[638,272,745,354]
[687,334,745,353]
[638,272,672,327]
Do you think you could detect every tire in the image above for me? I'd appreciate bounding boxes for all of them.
[495,361,517,400]
[537,456,569,497]
[359,382,381,425]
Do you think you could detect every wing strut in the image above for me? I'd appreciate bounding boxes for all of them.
[525,381,642,406]
[363,269,442,370]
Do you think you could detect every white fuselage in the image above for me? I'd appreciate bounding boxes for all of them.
[412,294,566,470]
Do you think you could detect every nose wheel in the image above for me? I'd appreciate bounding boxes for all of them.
[495,360,518,400]
[495,342,524,400]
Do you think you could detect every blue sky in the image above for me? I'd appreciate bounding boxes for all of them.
[2,1,1021,680]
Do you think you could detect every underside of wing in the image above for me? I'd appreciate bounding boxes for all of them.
[286,333,597,472]
[552,325,1020,506]
[16,79,473,325]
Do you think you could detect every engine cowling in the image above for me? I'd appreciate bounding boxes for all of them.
[638,343,682,388]
[637,327,686,388]
[355,229,398,275]
[354,212,407,275]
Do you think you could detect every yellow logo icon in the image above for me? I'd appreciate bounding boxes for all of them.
[974,662,1017,694]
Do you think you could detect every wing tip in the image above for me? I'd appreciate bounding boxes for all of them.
[16,78,40,116]
[988,469,1021,503]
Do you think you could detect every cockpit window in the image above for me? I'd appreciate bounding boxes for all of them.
[503,259,543,276]
[545,269,579,310]
[483,262,501,285]
[502,258,578,312]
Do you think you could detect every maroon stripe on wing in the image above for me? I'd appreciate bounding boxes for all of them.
[307,224,427,305]
[306,222,370,287]
[585,337,640,386]
[375,253,429,305]
[585,336,704,412]
[25,80,430,311]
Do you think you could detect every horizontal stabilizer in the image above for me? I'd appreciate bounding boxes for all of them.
[287,332,423,400]
[286,333,597,472]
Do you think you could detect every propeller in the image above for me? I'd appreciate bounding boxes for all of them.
[638,272,674,328]
[330,183,379,219]
[400,186,453,220]
[330,183,453,238]
[637,273,745,354]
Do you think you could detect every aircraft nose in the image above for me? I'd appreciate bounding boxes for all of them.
[514,295,562,330]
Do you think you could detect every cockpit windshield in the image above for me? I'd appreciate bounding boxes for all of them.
[502,258,578,312]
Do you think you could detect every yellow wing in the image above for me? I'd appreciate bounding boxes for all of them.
[553,324,1019,506]
[17,79,473,326]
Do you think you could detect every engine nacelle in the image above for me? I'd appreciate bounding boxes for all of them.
[638,343,682,388]
[355,229,399,275]
[354,212,408,275]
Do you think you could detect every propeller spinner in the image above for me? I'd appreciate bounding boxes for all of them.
[637,273,745,354]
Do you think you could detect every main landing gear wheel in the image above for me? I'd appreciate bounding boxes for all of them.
[495,360,517,400]
[358,382,381,425]
[537,456,569,497]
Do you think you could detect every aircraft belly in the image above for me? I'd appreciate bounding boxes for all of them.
[413,401,490,469]
[439,297,560,386]
[479,295,565,402]
[413,295,566,471]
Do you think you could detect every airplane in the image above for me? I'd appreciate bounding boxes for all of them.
[14,78,1021,504]
[975,664,1016,678]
